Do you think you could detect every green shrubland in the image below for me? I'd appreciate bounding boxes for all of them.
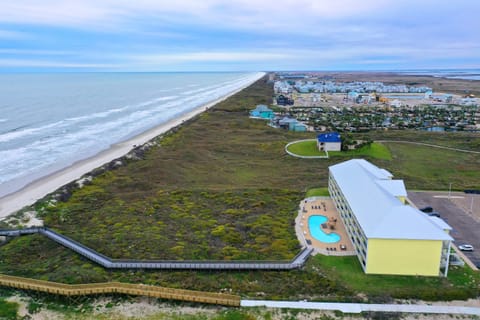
[0,76,479,302]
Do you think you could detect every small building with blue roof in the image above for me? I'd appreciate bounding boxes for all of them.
[249,104,274,119]
[317,132,341,151]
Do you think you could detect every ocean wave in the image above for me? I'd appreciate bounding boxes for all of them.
[0,120,66,143]
[0,118,7,123]
[66,95,178,122]
[0,86,235,179]
[0,95,180,144]
[0,72,264,187]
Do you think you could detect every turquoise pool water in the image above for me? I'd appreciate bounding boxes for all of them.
[308,215,341,243]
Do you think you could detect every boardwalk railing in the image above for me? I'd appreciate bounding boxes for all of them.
[0,274,240,306]
[0,227,313,270]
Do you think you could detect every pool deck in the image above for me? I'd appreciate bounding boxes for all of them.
[297,197,355,256]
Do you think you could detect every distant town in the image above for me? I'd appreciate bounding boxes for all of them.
[269,73,480,133]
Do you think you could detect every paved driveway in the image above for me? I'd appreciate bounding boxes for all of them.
[408,191,480,267]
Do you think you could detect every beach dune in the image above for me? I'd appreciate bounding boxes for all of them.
[0,73,264,219]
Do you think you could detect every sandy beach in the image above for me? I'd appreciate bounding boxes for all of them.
[0,73,264,219]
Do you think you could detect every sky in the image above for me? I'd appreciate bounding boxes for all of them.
[0,0,479,71]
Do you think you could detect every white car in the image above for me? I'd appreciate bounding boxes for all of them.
[458,244,474,252]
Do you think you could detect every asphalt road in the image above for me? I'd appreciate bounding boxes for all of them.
[408,191,480,267]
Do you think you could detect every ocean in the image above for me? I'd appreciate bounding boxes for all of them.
[0,72,264,197]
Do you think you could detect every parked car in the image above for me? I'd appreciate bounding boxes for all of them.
[420,206,433,213]
[458,244,474,252]
[464,189,480,194]
[428,212,441,217]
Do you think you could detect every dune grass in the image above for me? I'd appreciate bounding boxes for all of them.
[378,142,480,190]
[0,77,479,301]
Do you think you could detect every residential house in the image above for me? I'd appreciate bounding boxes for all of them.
[276,95,294,106]
[390,99,403,108]
[278,116,307,132]
[250,105,274,119]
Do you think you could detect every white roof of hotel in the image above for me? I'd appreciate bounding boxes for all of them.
[428,216,453,231]
[375,180,407,198]
[329,159,452,241]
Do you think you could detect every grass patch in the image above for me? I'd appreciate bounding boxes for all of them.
[0,299,18,319]
[286,140,327,157]
[329,142,392,160]
[313,255,480,301]
[306,187,330,197]
[361,130,480,152]
[380,142,480,190]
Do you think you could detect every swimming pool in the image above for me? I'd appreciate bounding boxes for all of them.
[308,215,341,243]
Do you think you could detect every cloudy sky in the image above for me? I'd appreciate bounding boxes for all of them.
[0,0,479,71]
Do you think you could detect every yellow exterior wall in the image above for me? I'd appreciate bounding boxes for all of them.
[396,196,406,204]
[366,238,442,276]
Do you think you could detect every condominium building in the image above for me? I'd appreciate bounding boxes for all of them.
[329,159,452,277]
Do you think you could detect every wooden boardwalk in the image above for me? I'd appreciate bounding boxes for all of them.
[0,227,313,270]
[0,274,240,306]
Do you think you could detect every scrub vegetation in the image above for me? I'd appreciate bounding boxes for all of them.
[0,76,479,302]
[0,299,18,320]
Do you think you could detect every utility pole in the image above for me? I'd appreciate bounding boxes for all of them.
[470,196,475,214]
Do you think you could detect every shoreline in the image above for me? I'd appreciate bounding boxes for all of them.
[0,72,265,218]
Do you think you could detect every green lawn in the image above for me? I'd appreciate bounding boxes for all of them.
[329,142,392,160]
[286,140,392,160]
[312,255,479,301]
[305,187,330,197]
[286,140,327,157]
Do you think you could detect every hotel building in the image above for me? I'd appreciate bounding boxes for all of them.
[329,159,452,277]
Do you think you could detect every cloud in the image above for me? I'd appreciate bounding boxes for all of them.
[0,1,452,33]
[0,58,117,68]
[0,1,478,70]
[132,51,291,64]
[0,2,117,29]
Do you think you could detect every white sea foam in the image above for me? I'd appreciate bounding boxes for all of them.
[0,72,264,190]
[0,120,66,143]
[65,95,179,123]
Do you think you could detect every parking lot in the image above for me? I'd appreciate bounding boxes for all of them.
[408,191,480,268]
